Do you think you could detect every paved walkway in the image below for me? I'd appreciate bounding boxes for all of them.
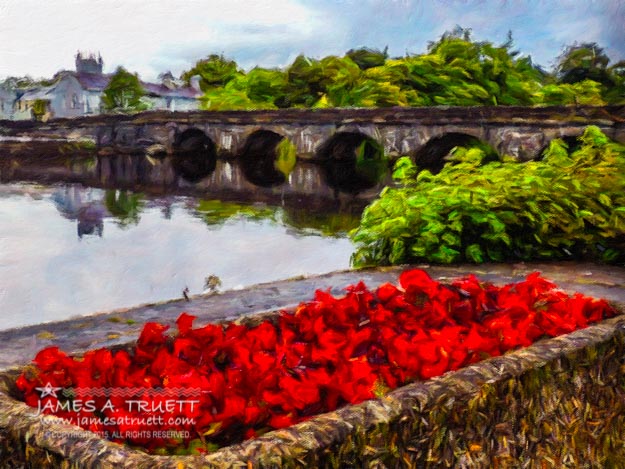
[2,262,625,370]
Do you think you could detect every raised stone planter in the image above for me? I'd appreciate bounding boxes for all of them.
[1,305,625,468]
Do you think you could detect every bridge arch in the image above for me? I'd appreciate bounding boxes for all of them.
[173,127,215,152]
[413,132,497,174]
[537,134,583,160]
[171,128,217,182]
[239,129,284,156]
[335,124,380,140]
[316,131,388,194]
[237,129,294,187]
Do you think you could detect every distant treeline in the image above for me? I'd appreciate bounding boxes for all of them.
[180,28,625,109]
[5,27,622,111]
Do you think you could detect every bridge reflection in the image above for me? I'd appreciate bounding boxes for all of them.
[95,154,386,199]
[0,147,377,232]
[0,140,388,198]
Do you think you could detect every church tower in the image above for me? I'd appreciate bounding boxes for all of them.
[75,52,103,74]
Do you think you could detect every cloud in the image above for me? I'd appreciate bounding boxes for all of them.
[0,0,326,80]
[1,0,623,81]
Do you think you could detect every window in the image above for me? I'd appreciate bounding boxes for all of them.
[71,94,79,109]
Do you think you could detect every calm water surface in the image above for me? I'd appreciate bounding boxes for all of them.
[0,182,358,330]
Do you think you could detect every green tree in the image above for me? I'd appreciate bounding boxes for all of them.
[284,55,325,107]
[101,67,148,113]
[555,42,613,86]
[31,99,50,121]
[244,67,289,107]
[410,27,542,106]
[346,47,388,70]
[201,83,256,110]
[553,42,625,104]
[200,74,277,111]
[318,55,363,106]
[606,60,625,103]
[181,54,241,91]
[538,80,606,106]
[173,29,625,110]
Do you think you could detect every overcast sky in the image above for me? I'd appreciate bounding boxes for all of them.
[1,0,624,82]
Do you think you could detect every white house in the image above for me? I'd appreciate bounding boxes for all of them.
[11,53,202,120]
[0,86,17,120]
[142,73,203,112]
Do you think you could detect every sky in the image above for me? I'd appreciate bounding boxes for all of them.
[1,0,624,82]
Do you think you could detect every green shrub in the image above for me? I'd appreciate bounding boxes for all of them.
[351,126,625,266]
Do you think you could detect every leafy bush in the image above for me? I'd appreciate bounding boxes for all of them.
[351,126,625,266]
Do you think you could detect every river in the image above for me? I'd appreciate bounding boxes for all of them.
[0,181,362,330]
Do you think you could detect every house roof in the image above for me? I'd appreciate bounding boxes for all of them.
[141,81,202,99]
[73,72,201,99]
[15,71,202,102]
[74,72,112,91]
[18,87,55,101]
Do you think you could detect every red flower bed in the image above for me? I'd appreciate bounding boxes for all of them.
[15,270,617,454]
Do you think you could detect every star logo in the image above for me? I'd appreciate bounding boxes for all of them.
[35,382,62,398]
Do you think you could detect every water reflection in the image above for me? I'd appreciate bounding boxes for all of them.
[51,186,106,238]
[0,146,388,200]
[0,182,359,330]
[282,206,361,237]
[104,190,144,228]
[49,186,146,236]
[1,140,388,200]
[190,198,362,237]
[194,199,278,227]
[77,206,104,237]
[97,153,167,187]
[47,184,364,237]
[172,129,218,183]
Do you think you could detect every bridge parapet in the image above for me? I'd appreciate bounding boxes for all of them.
[1,105,623,161]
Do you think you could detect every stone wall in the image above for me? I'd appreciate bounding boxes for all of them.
[1,298,624,468]
[1,105,623,161]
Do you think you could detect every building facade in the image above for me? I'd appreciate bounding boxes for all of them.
[0,86,16,120]
[8,53,202,121]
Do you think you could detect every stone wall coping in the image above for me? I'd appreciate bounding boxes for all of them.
[1,105,623,130]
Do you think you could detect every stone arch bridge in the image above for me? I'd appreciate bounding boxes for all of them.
[1,106,623,162]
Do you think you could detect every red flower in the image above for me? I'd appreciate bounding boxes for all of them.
[399,269,440,302]
[246,321,278,351]
[138,322,170,347]
[33,347,70,373]
[376,282,400,303]
[14,268,618,454]
[176,312,196,336]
